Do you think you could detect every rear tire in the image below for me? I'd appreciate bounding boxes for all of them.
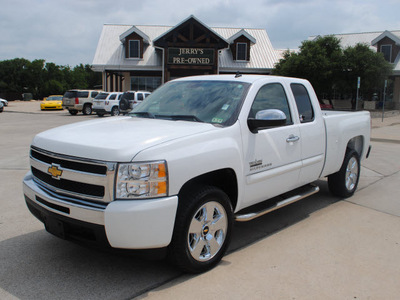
[111,106,120,116]
[68,109,78,115]
[328,149,360,198]
[168,186,233,273]
[82,104,92,115]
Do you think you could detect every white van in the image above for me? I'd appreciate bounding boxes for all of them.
[92,92,123,116]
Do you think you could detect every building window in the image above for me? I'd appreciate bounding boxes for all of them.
[131,76,162,92]
[381,45,392,62]
[129,40,140,58]
[236,43,247,61]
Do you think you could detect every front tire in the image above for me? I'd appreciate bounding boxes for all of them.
[168,186,233,273]
[328,149,360,198]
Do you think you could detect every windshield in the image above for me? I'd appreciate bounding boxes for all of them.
[130,80,249,126]
[95,92,109,100]
[47,96,62,100]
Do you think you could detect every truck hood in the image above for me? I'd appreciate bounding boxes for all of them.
[32,117,216,161]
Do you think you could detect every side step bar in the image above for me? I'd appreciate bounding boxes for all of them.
[235,184,320,222]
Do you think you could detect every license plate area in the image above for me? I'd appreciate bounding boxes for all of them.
[44,216,66,239]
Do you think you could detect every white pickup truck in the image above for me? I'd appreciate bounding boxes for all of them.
[23,75,371,273]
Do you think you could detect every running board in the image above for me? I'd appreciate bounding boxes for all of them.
[235,184,320,222]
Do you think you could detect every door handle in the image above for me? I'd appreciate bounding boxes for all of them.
[286,135,300,143]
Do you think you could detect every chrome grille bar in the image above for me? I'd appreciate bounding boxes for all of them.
[30,147,116,204]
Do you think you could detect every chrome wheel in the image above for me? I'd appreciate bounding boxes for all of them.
[168,186,233,273]
[345,156,359,191]
[328,149,360,198]
[188,201,228,262]
[82,104,92,115]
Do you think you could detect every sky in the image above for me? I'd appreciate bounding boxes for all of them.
[1,0,400,67]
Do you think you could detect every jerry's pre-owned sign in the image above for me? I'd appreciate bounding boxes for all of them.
[168,48,214,65]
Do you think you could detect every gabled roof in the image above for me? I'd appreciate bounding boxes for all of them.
[309,30,400,50]
[371,30,400,46]
[227,29,256,45]
[119,26,150,44]
[92,20,280,73]
[153,15,229,49]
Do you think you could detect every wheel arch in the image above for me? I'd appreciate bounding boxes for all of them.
[346,135,364,157]
[178,168,238,211]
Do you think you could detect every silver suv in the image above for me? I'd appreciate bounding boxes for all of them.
[62,90,101,115]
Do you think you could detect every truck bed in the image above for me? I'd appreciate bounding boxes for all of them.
[321,110,371,177]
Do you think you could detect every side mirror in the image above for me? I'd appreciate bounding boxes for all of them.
[247,109,287,133]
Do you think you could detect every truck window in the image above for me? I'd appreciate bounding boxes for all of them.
[77,91,89,98]
[95,92,108,100]
[291,84,314,123]
[249,83,292,125]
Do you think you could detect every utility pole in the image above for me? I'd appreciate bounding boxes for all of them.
[356,77,360,110]
[382,80,387,122]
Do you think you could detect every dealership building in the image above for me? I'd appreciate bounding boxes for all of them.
[92,15,282,92]
[92,15,400,109]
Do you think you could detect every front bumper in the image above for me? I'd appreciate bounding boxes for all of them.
[23,172,178,249]
[41,103,63,110]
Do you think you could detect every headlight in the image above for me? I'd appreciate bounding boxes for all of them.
[116,161,168,199]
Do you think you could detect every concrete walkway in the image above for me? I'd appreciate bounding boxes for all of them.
[137,113,400,299]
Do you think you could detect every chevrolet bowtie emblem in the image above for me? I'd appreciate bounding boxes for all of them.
[48,164,63,180]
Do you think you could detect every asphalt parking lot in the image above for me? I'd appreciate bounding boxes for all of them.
[1,101,400,299]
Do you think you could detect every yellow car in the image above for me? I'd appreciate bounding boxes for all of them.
[40,95,64,110]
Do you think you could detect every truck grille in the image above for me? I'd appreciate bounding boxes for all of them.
[30,146,116,204]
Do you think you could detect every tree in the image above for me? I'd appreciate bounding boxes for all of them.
[341,43,392,103]
[0,58,102,100]
[274,36,344,101]
[0,58,31,93]
[26,59,45,98]
[273,36,393,106]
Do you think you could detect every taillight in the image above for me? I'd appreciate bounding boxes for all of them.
[75,97,79,104]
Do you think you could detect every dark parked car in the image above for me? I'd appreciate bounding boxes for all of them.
[119,91,151,114]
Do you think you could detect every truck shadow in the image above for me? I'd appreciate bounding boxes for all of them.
[229,179,338,253]
[0,181,339,299]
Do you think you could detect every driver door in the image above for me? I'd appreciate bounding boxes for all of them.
[242,83,301,208]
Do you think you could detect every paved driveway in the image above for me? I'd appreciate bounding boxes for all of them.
[1,102,399,299]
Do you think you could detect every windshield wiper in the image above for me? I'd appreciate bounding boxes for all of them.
[155,115,203,122]
[130,112,155,119]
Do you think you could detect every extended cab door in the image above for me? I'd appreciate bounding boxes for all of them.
[289,83,326,185]
[242,83,302,208]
